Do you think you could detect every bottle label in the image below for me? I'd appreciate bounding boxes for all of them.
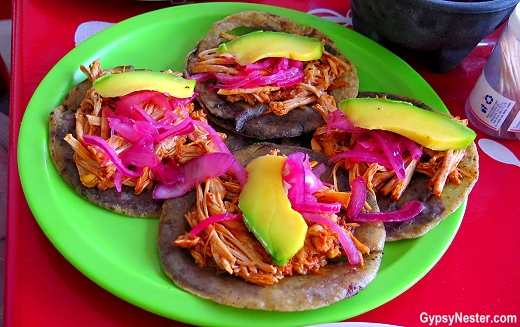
[468,74,517,131]
[508,110,520,132]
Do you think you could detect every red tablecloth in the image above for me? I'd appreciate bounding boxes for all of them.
[6,1,520,326]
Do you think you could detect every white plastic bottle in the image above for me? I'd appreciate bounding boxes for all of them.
[465,2,520,140]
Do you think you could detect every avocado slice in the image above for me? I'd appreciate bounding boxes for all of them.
[238,155,307,266]
[93,70,196,98]
[216,31,323,65]
[338,97,476,151]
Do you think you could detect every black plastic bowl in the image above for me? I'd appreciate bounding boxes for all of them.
[350,0,520,72]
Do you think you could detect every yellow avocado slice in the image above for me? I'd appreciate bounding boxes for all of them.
[238,155,307,266]
[93,70,196,98]
[338,97,476,151]
[216,31,323,66]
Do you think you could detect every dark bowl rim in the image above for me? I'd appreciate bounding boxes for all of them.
[352,0,520,14]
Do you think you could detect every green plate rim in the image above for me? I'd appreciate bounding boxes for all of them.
[18,3,464,327]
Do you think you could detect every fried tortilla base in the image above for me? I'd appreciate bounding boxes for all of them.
[185,11,359,140]
[357,92,479,241]
[157,143,385,311]
[48,79,163,218]
[380,142,478,241]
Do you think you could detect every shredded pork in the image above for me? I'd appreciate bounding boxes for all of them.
[174,152,369,286]
[311,115,470,200]
[65,59,224,193]
[191,38,351,120]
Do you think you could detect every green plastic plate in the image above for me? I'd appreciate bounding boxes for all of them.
[18,3,464,327]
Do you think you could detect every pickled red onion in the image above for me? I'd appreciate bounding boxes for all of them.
[151,92,172,111]
[119,137,157,168]
[283,152,340,215]
[153,118,195,143]
[245,67,304,88]
[403,137,423,160]
[190,213,243,236]
[85,90,244,200]
[170,93,199,115]
[189,72,212,83]
[244,57,277,71]
[312,163,326,179]
[325,110,423,180]
[301,199,341,214]
[302,212,361,266]
[354,200,424,222]
[346,176,366,219]
[195,57,306,90]
[153,152,238,199]
[115,91,155,121]
[81,134,142,178]
[214,71,262,89]
[371,130,406,180]
[113,171,123,192]
[108,118,141,143]
[329,150,392,169]
[326,109,366,134]
[152,159,184,186]
[304,160,324,194]
[283,152,306,211]
[193,120,247,186]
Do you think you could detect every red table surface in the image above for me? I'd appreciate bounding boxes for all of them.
[6,0,520,326]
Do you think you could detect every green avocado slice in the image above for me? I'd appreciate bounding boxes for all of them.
[93,70,195,98]
[216,31,323,65]
[238,155,307,266]
[338,97,476,151]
